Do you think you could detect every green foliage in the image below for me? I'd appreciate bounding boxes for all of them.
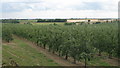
[2,24,13,42]
[3,23,118,65]
[2,19,19,23]
[95,22,101,24]
[64,22,76,25]
[37,19,67,22]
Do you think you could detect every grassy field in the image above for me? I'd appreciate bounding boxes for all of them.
[2,36,59,66]
[18,19,65,25]
[87,57,111,66]
[19,19,37,24]
[32,22,65,25]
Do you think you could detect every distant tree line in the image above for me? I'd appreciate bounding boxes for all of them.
[2,19,19,23]
[37,19,67,22]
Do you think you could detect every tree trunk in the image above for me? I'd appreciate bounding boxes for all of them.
[43,44,46,49]
[7,40,9,43]
[73,58,76,64]
[65,53,68,60]
[56,48,59,52]
[48,48,51,52]
[98,51,101,56]
[58,51,61,56]
[85,58,87,68]
[36,41,39,46]
[52,50,55,54]
[108,53,112,59]
[36,43,39,46]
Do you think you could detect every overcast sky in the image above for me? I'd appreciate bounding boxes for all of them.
[1,0,119,19]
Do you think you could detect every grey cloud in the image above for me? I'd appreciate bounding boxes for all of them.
[69,2,103,10]
[2,3,32,12]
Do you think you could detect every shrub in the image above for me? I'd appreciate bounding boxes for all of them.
[64,23,76,25]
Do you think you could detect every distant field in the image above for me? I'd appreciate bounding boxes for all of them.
[19,20,37,23]
[18,19,65,25]
[32,22,65,25]
[2,36,59,66]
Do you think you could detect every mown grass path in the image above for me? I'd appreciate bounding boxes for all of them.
[2,36,59,66]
